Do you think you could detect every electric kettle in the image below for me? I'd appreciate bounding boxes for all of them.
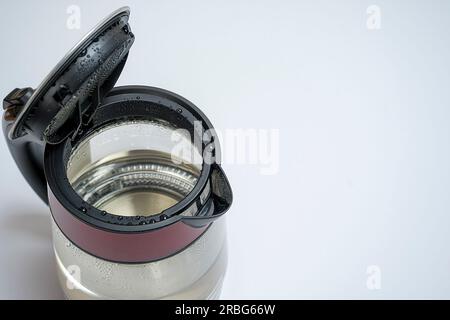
[2,7,232,300]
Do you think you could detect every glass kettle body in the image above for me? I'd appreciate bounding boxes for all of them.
[2,8,232,300]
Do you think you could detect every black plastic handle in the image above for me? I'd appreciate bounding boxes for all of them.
[2,88,48,204]
[2,122,48,204]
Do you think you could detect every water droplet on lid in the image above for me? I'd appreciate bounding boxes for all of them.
[80,207,87,213]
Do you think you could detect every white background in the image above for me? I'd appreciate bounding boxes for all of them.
[0,0,449,299]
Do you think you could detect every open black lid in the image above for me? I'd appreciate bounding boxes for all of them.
[9,7,134,144]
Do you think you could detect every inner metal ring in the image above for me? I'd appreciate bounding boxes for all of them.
[69,150,199,217]
[66,119,202,217]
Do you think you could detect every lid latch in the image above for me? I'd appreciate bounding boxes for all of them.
[3,88,34,121]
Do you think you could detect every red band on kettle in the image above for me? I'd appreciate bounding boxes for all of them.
[48,188,208,263]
